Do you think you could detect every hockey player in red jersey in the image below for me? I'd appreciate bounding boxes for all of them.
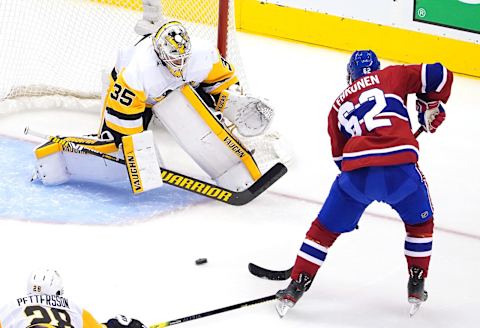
[275,50,453,317]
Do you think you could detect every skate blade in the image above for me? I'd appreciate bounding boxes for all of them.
[30,170,38,182]
[409,302,422,317]
[275,299,294,318]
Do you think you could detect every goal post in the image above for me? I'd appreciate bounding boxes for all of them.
[217,0,229,58]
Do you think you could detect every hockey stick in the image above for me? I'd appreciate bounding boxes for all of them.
[414,126,424,138]
[248,263,292,281]
[149,295,276,327]
[25,127,287,205]
[248,126,426,280]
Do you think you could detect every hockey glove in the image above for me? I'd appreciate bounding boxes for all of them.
[216,89,274,137]
[416,98,446,133]
[105,315,146,328]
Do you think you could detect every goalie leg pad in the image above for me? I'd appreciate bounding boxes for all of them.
[34,138,128,185]
[153,85,261,191]
[34,150,69,185]
[122,131,163,194]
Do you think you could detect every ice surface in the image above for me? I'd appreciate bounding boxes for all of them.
[0,32,479,328]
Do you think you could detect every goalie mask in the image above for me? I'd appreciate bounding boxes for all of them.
[27,268,64,296]
[347,50,380,84]
[153,21,192,78]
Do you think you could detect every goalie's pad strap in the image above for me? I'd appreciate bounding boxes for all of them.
[181,85,261,181]
[35,137,118,159]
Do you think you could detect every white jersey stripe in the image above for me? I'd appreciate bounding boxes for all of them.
[404,250,432,257]
[405,236,433,243]
[436,66,448,92]
[385,93,406,106]
[298,250,324,266]
[376,112,409,122]
[343,144,419,158]
[303,238,329,253]
[105,112,143,129]
[421,64,427,93]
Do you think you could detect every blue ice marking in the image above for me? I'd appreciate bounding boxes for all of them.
[0,137,205,224]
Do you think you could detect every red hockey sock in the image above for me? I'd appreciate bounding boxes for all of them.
[404,218,434,277]
[291,219,340,280]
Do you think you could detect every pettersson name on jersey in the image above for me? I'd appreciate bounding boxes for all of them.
[17,295,70,309]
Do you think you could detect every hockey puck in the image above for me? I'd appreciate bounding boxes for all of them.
[195,258,208,265]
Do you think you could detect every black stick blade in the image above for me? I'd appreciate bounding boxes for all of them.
[248,263,292,281]
[230,163,287,206]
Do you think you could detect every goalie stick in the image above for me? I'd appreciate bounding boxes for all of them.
[248,127,425,280]
[24,127,287,206]
[149,294,276,327]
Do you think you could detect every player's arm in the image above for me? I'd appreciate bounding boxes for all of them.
[82,309,107,328]
[328,107,348,170]
[400,63,452,101]
[199,51,239,96]
[200,51,274,137]
[401,63,453,133]
[100,69,148,145]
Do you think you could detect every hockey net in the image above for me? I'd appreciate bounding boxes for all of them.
[0,0,246,100]
[0,0,291,173]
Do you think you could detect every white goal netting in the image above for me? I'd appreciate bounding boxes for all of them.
[0,0,245,101]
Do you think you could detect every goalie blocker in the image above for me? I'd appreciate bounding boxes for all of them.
[32,85,269,195]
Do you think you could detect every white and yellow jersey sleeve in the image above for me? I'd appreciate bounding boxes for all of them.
[198,53,238,96]
[102,70,148,137]
[0,294,105,328]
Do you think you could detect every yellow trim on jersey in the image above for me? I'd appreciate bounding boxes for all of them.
[82,309,104,328]
[203,54,239,95]
[209,75,239,95]
[105,120,144,136]
[181,85,261,181]
[105,70,147,116]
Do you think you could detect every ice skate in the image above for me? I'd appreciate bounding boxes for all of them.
[407,266,428,317]
[275,273,312,318]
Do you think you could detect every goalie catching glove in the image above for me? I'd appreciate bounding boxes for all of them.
[416,97,446,133]
[215,88,274,137]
